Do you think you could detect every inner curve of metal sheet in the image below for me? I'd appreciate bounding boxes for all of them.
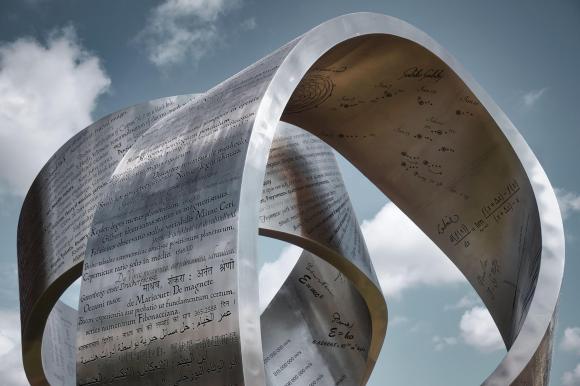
[281,33,541,349]
[259,123,379,386]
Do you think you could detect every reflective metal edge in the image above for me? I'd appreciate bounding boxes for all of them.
[252,12,564,385]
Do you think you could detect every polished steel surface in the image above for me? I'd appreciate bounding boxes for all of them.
[18,94,198,385]
[259,123,383,385]
[17,12,563,386]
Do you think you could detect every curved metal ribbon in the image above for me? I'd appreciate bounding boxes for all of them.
[17,12,564,386]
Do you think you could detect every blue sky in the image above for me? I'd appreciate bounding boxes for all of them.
[0,0,579,385]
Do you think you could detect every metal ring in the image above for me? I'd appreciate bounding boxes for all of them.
[18,13,564,386]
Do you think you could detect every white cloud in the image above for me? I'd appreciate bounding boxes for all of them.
[432,335,458,351]
[444,294,481,311]
[459,306,503,352]
[562,327,580,355]
[555,189,580,220]
[258,245,301,312]
[0,311,28,385]
[0,26,110,195]
[361,202,464,297]
[415,304,504,353]
[241,17,256,30]
[140,0,239,68]
[522,87,547,107]
[0,334,15,357]
[563,363,580,386]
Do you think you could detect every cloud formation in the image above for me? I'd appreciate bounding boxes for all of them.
[444,294,480,311]
[556,189,580,220]
[360,202,464,297]
[432,335,458,351]
[140,0,239,68]
[563,364,580,386]
[258,244,301,312]
[240,17,257,31]
[522,87,547,108]
[0,26,110,195]
[430,297,502,353]
[0,311,28,385]
[562,327,580,355]
[459,306,504,352]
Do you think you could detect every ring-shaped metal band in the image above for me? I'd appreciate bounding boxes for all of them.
[17,12,564,386]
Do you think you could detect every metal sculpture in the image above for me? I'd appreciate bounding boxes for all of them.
[17,13,564,386]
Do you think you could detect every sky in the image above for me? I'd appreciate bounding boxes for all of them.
[0,0,579,385]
